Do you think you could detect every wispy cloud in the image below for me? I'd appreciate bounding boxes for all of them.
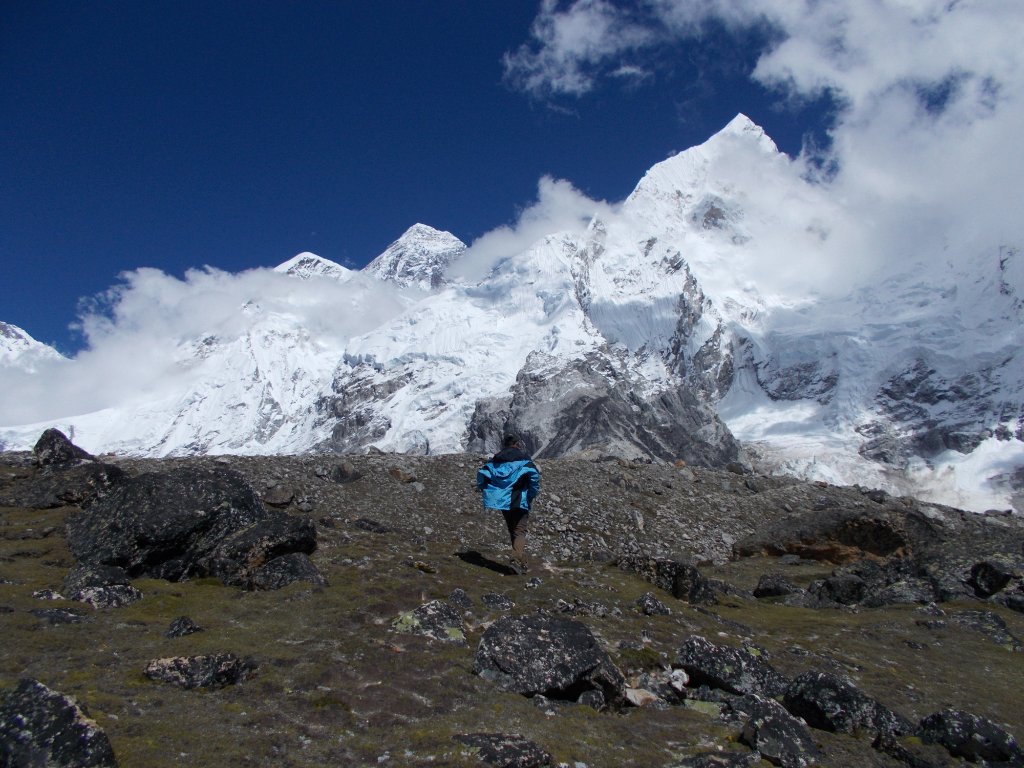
[505,0,1024,287]
[447,176,615,283]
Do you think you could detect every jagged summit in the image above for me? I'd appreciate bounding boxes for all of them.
[273,252,352,281]
[0,322,63,369]
[1,117,1020,513]
[364,223,466,290]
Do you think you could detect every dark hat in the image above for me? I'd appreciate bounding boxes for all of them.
[502,434,520,448]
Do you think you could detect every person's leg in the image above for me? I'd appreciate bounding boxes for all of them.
[503,509,530,570]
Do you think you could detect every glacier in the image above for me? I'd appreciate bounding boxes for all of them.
[1,115,1021,514]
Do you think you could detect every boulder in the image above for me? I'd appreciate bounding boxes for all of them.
[783,671,911,738]
[732,694,822,768]
[143,653,256,689]
[392,600,467,644]
[166,616,203,638]
[617,555,717,604]
[753,573,803,599]
[65,467,321,590]
[0,678,118,767]
[917,709,1024,764]
[968,560,1015,598]
[453,733,552,767]
[0,462,126,510]
[61,563,143,609]
[473,615,625,708]
[33,428,95,467]
[676,636,789,698]
[246,552,325,591]
[673,752,765,767]
[636,591,672,615]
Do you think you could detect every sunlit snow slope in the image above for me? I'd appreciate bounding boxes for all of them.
[1,116,1021,513]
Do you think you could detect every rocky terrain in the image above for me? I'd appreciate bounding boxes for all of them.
[1,431,1023,767]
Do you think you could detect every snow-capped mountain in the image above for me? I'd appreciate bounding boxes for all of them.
[365,223,466,290]
[0,322,63,371]
[1,115,1021,513]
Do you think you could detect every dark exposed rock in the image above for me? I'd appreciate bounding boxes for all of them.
[328,460,362,484]
[676,636,789,698]
[783,671,911,738]
[481,593,515,612]
[968,560,1015,598]
[448,588,474,611]
[673,751,765,767]
[917,709,1024,764]
[453,732,552,767]
[33,429,95,467]
[166,616,203,638]
[0,462,126,509]
[60,563,143,608]
[734,510,913,563]
[731,694,822,768]
[636,591,672,615]
[143,653,256,689]
[392,600,466,644]
[261,484,295,507]
[473,615,625,707]
[65,467,321,590]
[246,552,325,591]
[0,678,118,767]
[753,573,803,599]
[617,555,717,604]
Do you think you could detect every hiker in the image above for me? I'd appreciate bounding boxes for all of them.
[476,434,541,573]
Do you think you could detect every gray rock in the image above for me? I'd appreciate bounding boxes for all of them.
[473,615,625,707]
[33,429,95,467]
[676,636,789,698]
[754,573,803,599]
[143,653,256,689]
[0,678,118,767]
[453,732,552,767]
[783,671,911,738]
[166,616,203,638]
[247,552,325,591]
[968,560,1015,598]
[733,694,822,768]
[636,591,672,615]
[66,467,321,590]
[392,600,467,644]
[618,555,717,604]
[917,709,1024,764]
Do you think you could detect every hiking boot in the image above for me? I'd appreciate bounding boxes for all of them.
[508,557,530,575]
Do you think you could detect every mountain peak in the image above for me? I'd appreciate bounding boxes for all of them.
[273,252,352,281]
[365,224,466,289]
[0,321,64,369]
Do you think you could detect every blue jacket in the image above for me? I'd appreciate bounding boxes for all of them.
[476,447,541,512]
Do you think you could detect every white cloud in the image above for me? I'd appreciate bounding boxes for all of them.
[0,264,410,426]
[503,0,655,96]
[506,0,1024,288]
[448,176,616,283]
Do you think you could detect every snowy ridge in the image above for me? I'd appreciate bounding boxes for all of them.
[0,322,63,371]
[1,117,1021,513]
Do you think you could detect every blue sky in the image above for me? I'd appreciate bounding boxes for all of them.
[2,2,834,353]
[4,2,1020,358]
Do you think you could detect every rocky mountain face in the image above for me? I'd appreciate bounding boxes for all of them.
[0,116,1021,513]
[1,433,1022,767]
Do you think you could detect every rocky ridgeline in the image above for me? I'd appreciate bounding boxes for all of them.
[1,429,1023,767]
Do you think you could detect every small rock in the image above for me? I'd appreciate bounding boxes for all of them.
[636,592,672,616]
[732,694,822,768]
[329,461,362,484]
[754,573,803,599]
[143,653,256,689]
[453,732,552,767]
[392,600,466,644]
[917,709,1024,764]
[481,593,515,612]
[0,678,118,767]
[167,616,204,638]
